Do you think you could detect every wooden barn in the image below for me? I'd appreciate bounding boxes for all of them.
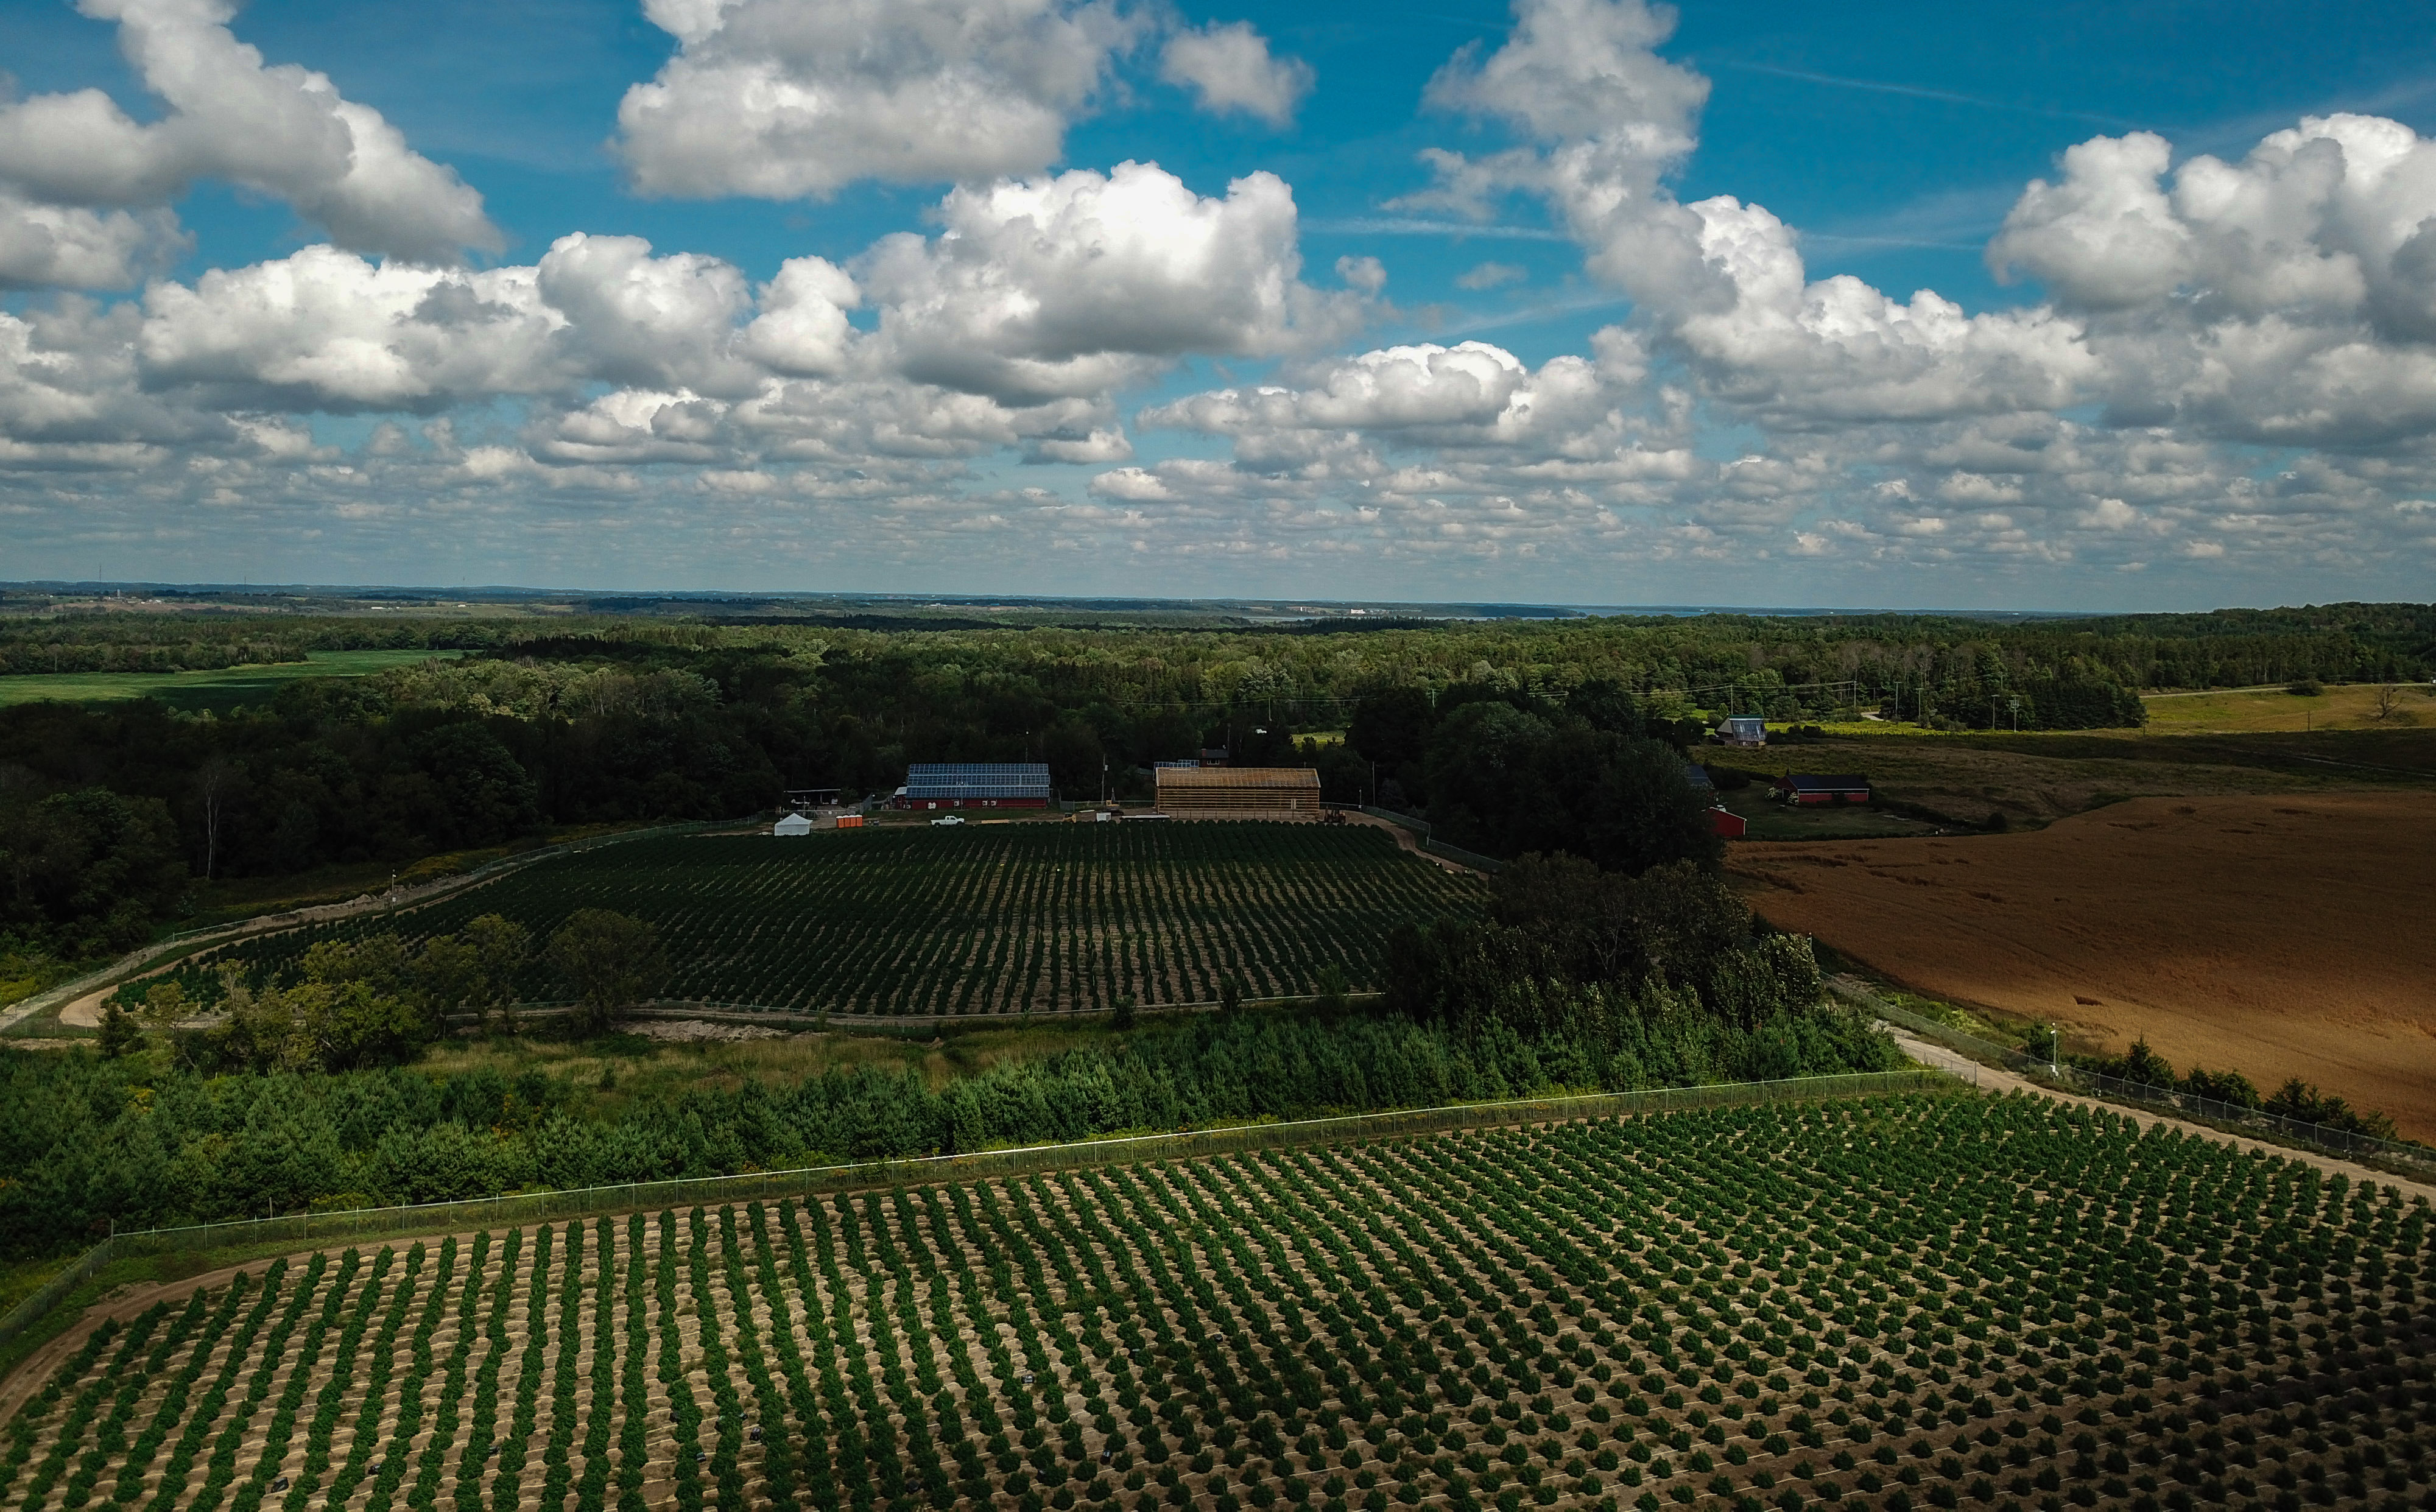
[1154,766,1322,820]
[1772,773,1873,806]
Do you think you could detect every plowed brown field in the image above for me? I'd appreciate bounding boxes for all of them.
[1731,791,2436,1139]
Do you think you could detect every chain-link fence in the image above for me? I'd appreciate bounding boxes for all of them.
[0,1243,121,1356]
[0,1066,1943,1354]
[1830,976,2436,1180]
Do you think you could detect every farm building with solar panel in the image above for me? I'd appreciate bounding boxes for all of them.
[890,762,1054,810]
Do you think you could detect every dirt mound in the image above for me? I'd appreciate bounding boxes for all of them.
[1732,792,2436,1139]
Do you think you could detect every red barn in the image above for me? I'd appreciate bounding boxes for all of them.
[1708,805,1747,839]
[1772,773,1873,806]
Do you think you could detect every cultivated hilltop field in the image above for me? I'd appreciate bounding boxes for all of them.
[5,1095,2431,1512]
[113,825,1483,1022]
[1731,793,2436,1141]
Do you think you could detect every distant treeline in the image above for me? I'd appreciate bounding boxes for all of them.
[2,602,2430,958]
[0,637,312,675]
[0,616,471,675]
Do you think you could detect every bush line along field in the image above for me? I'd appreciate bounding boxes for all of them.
[140,826,1482,1018]
[9,1095,2432,1512]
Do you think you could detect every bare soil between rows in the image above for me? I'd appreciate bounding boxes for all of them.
[1732,790,2436,1139]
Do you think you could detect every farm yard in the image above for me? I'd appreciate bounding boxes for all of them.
[4,1094,2432,1512]
[138,825,1482,1019]
[1729,792,2436,1141]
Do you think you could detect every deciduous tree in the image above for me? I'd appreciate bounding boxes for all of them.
[547,909,669,1035]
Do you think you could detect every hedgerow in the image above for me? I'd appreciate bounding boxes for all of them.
[5,999,1898,1259]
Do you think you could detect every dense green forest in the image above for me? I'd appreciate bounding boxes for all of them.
[1,602,2430,963]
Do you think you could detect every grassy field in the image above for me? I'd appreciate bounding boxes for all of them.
[0,650,463,711]
[1731,792,2436,1141]
[1703,726,2435,832]
[2142,684,2436,736]
[1710,787,1945,842]
[144,824,1484,1018]
[4,1093,2429,1512]
[414,1019,1133,1108]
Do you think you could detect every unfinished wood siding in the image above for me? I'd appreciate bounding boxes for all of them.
[1153,767,1322,819]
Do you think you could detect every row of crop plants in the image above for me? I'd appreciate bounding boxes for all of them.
[159,825,1481,1018]
[9,1096,2432,1512]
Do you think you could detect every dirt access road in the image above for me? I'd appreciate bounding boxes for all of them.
[1733,790,2436,1140]
[1882,1025,2436,1203]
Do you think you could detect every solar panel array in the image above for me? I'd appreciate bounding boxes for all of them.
[903,762,1052,800]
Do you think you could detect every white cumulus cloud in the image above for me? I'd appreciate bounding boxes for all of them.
[133,234,778,412]
[859,160,1366,402]
[1398,0,1712,301]
[0,0,497,266]
[1675,197,2097,423]
[0,195,185,290]
[1992,114,2436,446]
[737,257,861,378]
[137,247,563,411]
[615,0,1150,199]
[1158,22,1313,127]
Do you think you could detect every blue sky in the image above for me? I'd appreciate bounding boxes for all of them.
[2,0,2435,608]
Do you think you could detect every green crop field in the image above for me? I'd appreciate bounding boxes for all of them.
[0,650,464,711]
[6,1094,2429,1512]
[153,825,1484,1017]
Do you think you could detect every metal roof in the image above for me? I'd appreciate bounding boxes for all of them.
[903,762,1052,799]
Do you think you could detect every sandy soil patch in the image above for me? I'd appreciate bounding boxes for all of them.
[1732,790,2436,1139]
[622,1018,793,1043]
